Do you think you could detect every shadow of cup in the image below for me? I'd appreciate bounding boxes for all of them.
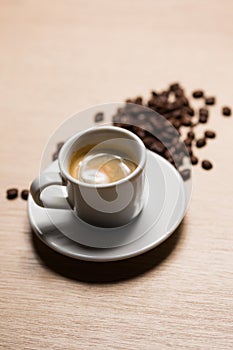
[31,220,185,284]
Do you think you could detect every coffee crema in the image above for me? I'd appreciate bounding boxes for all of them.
[69,145,137,184]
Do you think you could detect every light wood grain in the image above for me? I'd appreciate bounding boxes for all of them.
[0,1,233,349]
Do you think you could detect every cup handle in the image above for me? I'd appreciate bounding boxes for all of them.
[30,172,68,208]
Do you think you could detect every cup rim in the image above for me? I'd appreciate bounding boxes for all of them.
[58,125,147,188]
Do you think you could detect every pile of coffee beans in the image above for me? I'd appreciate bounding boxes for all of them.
[50,83,231,183]
[94,83,230,180]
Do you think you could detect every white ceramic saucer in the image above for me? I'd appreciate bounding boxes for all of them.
[28,150,187,262]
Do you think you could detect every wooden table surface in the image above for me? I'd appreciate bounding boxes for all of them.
[1,1,233,349]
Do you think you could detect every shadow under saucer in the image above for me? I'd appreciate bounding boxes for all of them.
[31,220,185,284]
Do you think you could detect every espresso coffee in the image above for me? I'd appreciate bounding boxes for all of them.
[69,145,137,184]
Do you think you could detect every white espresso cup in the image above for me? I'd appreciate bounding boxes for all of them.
[30,126,147,228]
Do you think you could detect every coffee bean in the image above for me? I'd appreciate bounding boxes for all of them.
[192,90,204,98]
[222,106,231,116]
[199,115,208,123]
[142,136,156,147]
[187,131,195,140]
[173,120,182,129]
[202,160,213,170]
[182,116,192,127]
[174,89,184,98]
[187,107,195,116]
[199,108,209,117]
[150,141,165,154]
[191,155,198,165]
[151,91,158,97]
[21,190,29,201]
[196,138,206,148]
[179,97,189,107]
[135,96,143,105]
[169,83,180,91]
[7,188,18,200]
[184,138,192,147]
[180,169,191,181]
[204,130,216,139]
[205,97,215,105]
[94,112,104,122]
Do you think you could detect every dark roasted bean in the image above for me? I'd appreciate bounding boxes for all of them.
[142,136,156,147]
[184,138,192,147]
[187,131,195,140]
[187,107,195,116]
[169,83,180,91]
[135,96,143,105]
[199,115,208,123]
[204,130,216,139]
[180,169,191,181]
[196,138,206,148]
[192,90,204,98]
[172,120,182,129]
[191,155,198,165]
[150,141,165,154]
[182,116,192,126]
[172,109,182,119]
[222,106,231,116]
[202,160,213,170]
[151,91,158,97]
[21,190,29,200]
[199,108,209,117]
[205,97,215,105]
[7,188,18,200]
[179,97,189,107]
[174,89,184,98]
[94,112,104,122]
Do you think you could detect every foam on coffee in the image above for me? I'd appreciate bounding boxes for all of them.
[69,145,137,184]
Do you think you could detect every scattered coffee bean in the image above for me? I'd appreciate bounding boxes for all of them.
[187,131,195,140]
[199,108,209,117]
[184,138,192,147]
[7,188,18,200]
[196,138,206,148]
[191,155,198,165]
[199,115,208,124]
[21,190,29,201]
[202,160,213,170]
[180,169,191,181]
[94,112,104,122]
[222,106,231,116]
[192,90,204,98]
[205,97,215,105]
[204,130,216,139]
